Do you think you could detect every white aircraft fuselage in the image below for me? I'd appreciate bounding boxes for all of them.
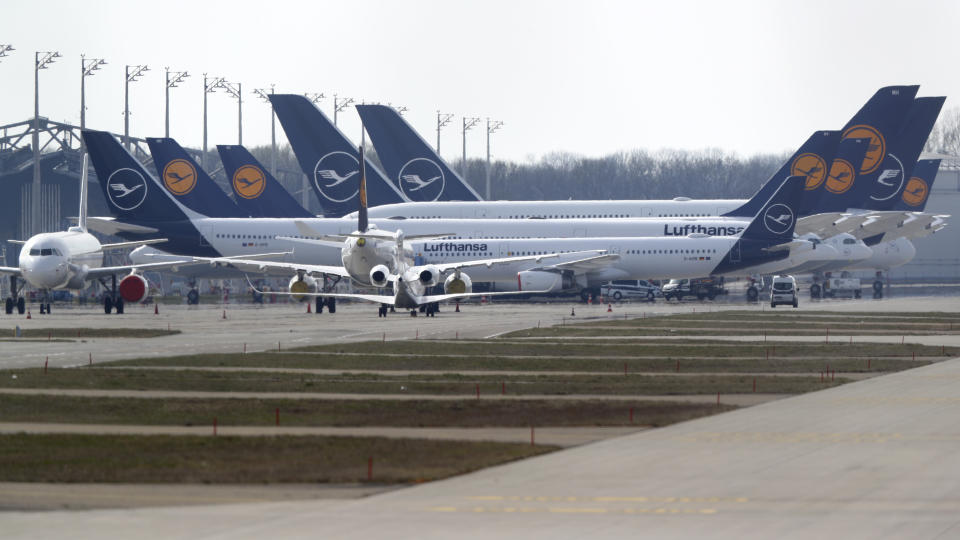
[19,229,103,290]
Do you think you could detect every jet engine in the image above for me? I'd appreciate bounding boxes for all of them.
[369,265,390,288]
[417,265,440,287]
[443,272,473,295]
[517,269,575,293]
[288,273,318,301]
[118,274,149,303]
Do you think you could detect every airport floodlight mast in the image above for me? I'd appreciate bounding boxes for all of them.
[255,85,278,176]
[485,118,504,200]
[32,50,60,236]
[123,64,149,151]
[219,80,243,145]
[436,111,453,153]
[203,74,225,169]
[164,68,190,138]
[333,94,354,126]
[80,55,106,131]
[0,44,14,62]
[462,116,480,177]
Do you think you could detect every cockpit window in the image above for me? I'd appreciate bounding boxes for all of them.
[843,238,856,244]
[29,248,59,256]
[29,249,40,256]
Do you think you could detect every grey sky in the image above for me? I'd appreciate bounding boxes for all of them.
[1,0,957,164]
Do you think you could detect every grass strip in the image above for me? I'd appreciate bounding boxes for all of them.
[0,368,844,395]
[0,433,553,484]
[0,394,734,427]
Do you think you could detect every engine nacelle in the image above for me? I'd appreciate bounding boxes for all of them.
[517,270,575,293]
[418,265,440,287]
[369,264,390,288]
[118,274,149,303]
[288,274,318,301]
[444,272,473,295]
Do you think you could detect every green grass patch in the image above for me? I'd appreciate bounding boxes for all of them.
[4,328,181,339]
[108,351,926,374]
[0,433,553,484]
[0,368,843,395]
[0,394,734,427]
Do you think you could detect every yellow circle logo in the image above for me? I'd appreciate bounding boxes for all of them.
[842,125,885,175]
[825,158,856,194]
[162,159,197,195]
[232,165,266,199]
[901,177,928,207]
[791,153,828,190]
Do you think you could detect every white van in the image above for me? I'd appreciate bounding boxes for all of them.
[602,280,660,302]
[770,275,798,308]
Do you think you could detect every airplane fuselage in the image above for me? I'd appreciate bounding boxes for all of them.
[19,229,103,290]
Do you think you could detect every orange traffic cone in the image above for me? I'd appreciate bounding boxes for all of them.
[26,310,31,319]
[570,307,576,316]
[222,310,227,320]
[154,303,159,315]
[607,303,612,312]
[455,302,460,312]
[307,302,312,313]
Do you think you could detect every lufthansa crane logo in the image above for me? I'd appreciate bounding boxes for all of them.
[397,157,445,202]
[314,151,360,203]
[901,177,928,207]
[791,153,828,190]
[106,168,148,211]
[233,165,266,199]
[842,125,885,174]
[825,158,856,194]
[869,153,904,202]
[763,203,794,235]
[162,159,197,196]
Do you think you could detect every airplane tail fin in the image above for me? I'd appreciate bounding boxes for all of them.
[81,130,195,224]
[723,131,839,218]
[77,153,89,233]
[358,145,368,233]
[145,138,245,218]
[893,159,940,211]
[268,94,404,217]
[355,104,484,202]
[860,96,945,209]
[805,137,871,213]
[739,175,805,244]
[216,145,313,218]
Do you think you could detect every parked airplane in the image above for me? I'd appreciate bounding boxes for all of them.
[1,155,195,315]
[146,137,246,218]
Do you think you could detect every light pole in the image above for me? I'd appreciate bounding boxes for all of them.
[436,111,453,153]
[333,94,354,126]
[220,80,243,145]
[80,55,106,131]
[165,68,189,138]
[255,85,278,176]
[461,116,480,177]
[203,74,225,169]
[485,118,503,200]
[124,64,149,151]
[32,50,60,236]
[0,44,14,62]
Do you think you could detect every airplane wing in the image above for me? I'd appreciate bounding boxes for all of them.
[100,238,168,251]
[184,255,352,279]
[80,217,160,236]
[277,236,347,248]
[762,239,814,253]
[85,259,202,278]
[246,279,394,305]
[419,288,552,304]
[547,253,621,273]
[0,266,21,276]
[7,240,26,245]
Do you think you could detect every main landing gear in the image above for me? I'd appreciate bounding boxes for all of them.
[315,297,336,314]
[97,275,124,314]
[5,275,25,315]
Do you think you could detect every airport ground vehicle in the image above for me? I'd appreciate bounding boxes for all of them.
[662,277,726,301]
[822,277,862,299]
[770,275,799,308]
[602,280,660,302]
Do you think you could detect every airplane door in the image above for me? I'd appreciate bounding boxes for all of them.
[499,242,511,258]
[640,208,651,217]
[728,240,741,263]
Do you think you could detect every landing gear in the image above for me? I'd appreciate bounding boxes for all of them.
[97,275,124,314]
[746,286,758,303]
[5,275,25,315]
[316,297,325,314]
[424,302,438,317]
[186,289,200,305]
[378,304,389,317]
[872,280,884,299]
[810,283,822,300]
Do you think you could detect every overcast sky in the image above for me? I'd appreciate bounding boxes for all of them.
[1,0,958,164]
